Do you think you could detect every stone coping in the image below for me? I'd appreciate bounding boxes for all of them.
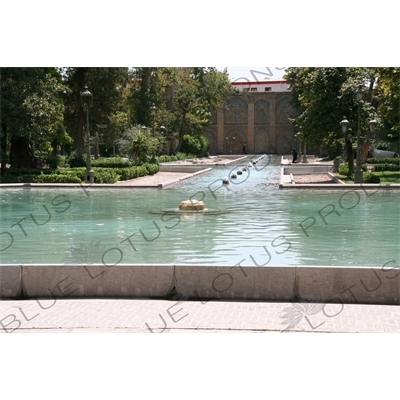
[279,182,400,189]
[1,263,398,305]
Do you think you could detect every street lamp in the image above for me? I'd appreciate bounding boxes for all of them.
[80,85,94,184]
[150,103,157,137]
[354,87,364,183]
[150,103,157,162]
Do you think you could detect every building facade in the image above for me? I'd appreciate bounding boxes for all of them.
[205,81,295,155]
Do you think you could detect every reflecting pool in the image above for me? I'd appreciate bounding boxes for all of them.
[0,156,399,266]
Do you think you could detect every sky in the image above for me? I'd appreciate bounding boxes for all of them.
[224,67,287,82]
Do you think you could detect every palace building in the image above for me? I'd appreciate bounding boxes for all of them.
[205,80,295,155]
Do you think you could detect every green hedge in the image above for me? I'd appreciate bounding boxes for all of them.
[367,158,400,165]
[91,157,131,168]
[372,164,400,172]
[156,153,193,163]
[0,173,81,183]
[338,164,351,176]
[363,173,381,183]
[1,163,159,184]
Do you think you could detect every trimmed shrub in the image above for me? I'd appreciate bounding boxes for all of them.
[44,154,61,169]
[0,173,81,183]
[91,157,131,168]
[363,173,380,183]
[143,163,159,175]
[39,174,81,183]
[180,135,209,157]
[338,164,351,176]
[92,168,120,184]
[5,167,44,176]
[1,164,158,184]
[66,154,86,168]
[372,164,400,172]
[367,158,400,165]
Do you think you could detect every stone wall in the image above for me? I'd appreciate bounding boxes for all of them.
[2,264,399,305]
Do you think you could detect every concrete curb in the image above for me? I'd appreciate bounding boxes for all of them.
[157,168,213,188]
[279,183,400,189]
[2,264,399,305]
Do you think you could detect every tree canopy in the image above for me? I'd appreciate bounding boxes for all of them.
[1,67,232,173]
[284,67,379,156]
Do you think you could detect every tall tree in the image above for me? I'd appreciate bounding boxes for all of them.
[284,67,378,165]
[128,67,232,154]
[0,67,67,172]
[375,67,400,149]
[62,67,130,156]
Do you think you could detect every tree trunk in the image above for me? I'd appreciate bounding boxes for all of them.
[10,135,32,168]
[75,68,87,157]
[361,141,370,164]
[345,139,354,174]
[0,122,7,176]
[76,106,84,156]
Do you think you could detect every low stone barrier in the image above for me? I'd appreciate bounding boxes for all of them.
[283,166,331,175]
[1,264,399,305]
[159,165,210,173]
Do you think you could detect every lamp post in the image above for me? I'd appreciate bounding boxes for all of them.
[354,87,364,183]
[80,86,94,184]
[150,103,157,162]
[160,125,166,155]
[302,138,308,163]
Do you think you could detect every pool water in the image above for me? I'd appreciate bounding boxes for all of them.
[1,156,399,266]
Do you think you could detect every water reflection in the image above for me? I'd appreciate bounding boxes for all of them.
[0,156,399,266]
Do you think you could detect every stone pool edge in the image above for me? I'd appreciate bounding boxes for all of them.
[1,264,398,305]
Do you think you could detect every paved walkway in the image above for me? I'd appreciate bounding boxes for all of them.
[2,298,400,333]
[116,171,196,187]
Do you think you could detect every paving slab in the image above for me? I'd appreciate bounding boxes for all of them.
[2,297,400,333]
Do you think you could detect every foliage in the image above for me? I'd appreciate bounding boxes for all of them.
[180,134,210,157]
[284,67,379,163]
[92,168,120,184]
[129,67,233,153]
[375,68,400,143]
[367,157,400,165]
[363,173,381,183]
[44,154,61,169]
[66,153,86,168]
[372,171,400,183]
[338,163,351,177]
[62,67,131,157]
[116,125,159,164]
[1,163,159,184]
[157,152,189,163]
[0,67,69,170]
[372,163,400,172]
[91,157,131,168]
[0,172,82,184]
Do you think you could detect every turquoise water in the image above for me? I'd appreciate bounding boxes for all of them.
[0,156,399,266]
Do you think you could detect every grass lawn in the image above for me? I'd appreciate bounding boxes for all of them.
[335,171,400,184]
[373,171,400,184]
